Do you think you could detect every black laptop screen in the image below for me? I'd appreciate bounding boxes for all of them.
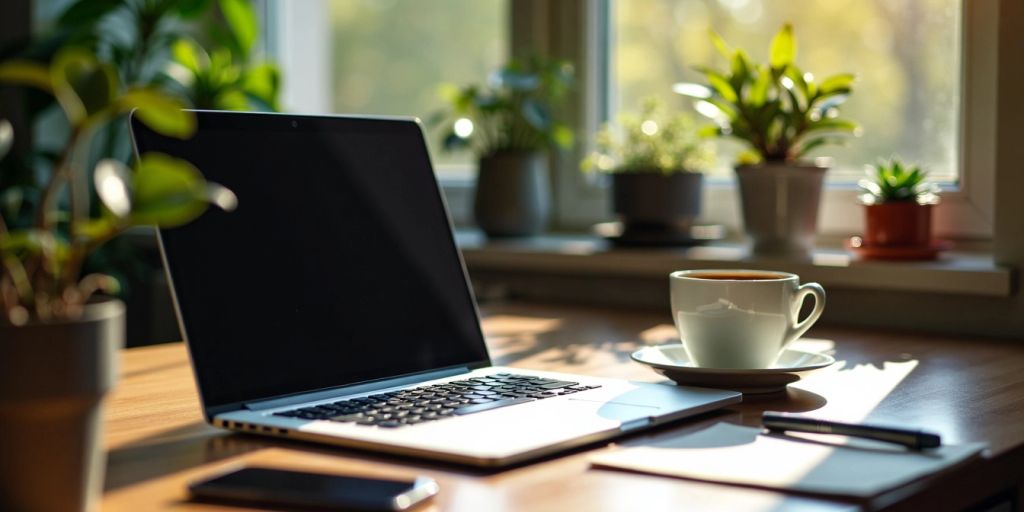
[131,112,490,410]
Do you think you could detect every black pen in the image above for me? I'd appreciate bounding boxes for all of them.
[762,412,942,450]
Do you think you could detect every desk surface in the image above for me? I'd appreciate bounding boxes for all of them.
[102,302,1024,511]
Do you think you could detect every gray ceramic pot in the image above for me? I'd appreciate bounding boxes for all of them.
[0,299,124,512]
[474,150,551,237]
[612,171,703,231]
[735,163,827,259]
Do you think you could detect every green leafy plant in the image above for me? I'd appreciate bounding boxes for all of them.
[582,97,713,175]
[435,56,575,157]
[858,158,939,205]
[49,0,279,110]
[674,23,859,164]
[0,49,235,325]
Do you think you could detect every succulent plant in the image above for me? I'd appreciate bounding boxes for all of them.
[581,97,713,174]
[674,23,860,164]
[858,158,940,205]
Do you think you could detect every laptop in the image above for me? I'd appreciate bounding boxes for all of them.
[129,111,741,467]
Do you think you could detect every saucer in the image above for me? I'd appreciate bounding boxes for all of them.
[845,237,952,261]
[593,222,726,247]
[631,345,835,394]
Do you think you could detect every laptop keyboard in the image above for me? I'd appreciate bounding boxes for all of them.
[271,373,601,428]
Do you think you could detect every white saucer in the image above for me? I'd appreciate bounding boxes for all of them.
[631,345,836,394]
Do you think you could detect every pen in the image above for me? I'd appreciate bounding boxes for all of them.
[762,412,942,450]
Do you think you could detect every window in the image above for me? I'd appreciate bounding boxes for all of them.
[612,0,962,184]
[269,1,995,239]
[271,0,507,178]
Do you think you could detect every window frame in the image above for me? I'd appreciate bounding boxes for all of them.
[548,0,995,240]
[269,0,996,240]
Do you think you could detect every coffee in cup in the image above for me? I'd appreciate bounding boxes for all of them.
[669,269,825,369]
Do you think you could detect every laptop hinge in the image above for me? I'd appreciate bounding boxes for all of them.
[243,366,472,412]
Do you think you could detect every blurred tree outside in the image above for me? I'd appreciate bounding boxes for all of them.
[613,0,961,183]
[326,0,508,177]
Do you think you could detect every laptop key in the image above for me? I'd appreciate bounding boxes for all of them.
[538,381,577,390]
[377,421,403,428]
[454,397,536,416]
[329,413,364,422]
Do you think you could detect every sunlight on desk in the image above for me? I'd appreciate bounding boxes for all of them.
[481,315,563,338]
[794,360,919,423]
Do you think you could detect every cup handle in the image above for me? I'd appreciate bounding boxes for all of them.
[786,282,826,346]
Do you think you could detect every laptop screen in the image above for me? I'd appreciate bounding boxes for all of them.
[131,112,491,410]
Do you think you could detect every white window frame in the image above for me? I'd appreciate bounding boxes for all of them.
[554,0,996,240]
[269,0,996,240]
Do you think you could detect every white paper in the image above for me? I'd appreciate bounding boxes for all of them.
[590,422,985,498]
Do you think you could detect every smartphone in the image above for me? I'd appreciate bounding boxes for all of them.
[188,466,439,511]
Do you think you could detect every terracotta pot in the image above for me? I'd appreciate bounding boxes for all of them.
[735,163,827,259]
[474,150,550,237]
[611,171,703,232]
[0,299,125,512]
[864,202,933,247]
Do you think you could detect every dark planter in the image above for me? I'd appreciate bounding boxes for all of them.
[0,299,125,512]
[864,202,933,247]
[735,163,827,259]
[612,171,703,232]
[474,150,551,237]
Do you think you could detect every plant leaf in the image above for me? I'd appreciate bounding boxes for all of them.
[0,60,53,92]
[50,48,119,125]
[806,118,859,134]
[241,63,280,110]
[218,0,258,56]
[706,72,738,103]
[118,88,195,138]
[748,65,771,107]
[769,23,796,69]
[819,73,855,95]
[794,136,847,158]
[171,38,205,74]
[130,153,236,227]
[709,31,732,59]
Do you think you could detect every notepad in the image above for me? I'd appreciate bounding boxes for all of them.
[590,422,986,498]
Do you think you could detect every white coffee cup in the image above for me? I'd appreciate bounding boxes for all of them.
[669,269,826,369]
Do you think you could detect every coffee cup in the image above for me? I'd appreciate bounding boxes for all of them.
[669,269,825,369]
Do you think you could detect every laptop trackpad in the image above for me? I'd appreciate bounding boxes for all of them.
[568,398,658,423]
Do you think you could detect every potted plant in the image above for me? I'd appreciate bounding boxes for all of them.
[0,50,234,512]
[674,23,859,258]
[853,158,941,259]
[582,97,714,244]
[437,56,574,237]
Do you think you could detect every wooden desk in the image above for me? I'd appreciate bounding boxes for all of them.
[102,302,1024,511]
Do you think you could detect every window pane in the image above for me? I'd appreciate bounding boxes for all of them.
[612,0,961,183]
[327,0,507,176]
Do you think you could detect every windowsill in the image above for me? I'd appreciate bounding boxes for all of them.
[456,230,1013,298]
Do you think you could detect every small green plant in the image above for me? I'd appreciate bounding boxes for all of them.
[582,97,713,174]
[435,56,574,157]
[858,158,939,205]
[674,23,859,164]
[0,49,235,325]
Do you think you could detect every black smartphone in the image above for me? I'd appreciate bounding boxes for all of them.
[188,466,439,511]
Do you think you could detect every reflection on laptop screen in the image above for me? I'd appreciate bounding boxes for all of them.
[132,113,490,409]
